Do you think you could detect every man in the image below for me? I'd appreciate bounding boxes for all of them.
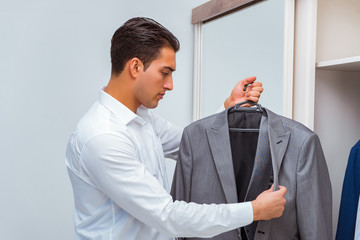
[65,17,287,239]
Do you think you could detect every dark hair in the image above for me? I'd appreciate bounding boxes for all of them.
[110,17,180,75]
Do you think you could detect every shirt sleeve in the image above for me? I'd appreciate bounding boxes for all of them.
[82,132,253,238]
[149,111,183,160]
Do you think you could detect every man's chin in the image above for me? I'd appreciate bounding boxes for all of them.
[143,102,159,109]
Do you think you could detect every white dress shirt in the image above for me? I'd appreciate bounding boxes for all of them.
[65,89,253,240]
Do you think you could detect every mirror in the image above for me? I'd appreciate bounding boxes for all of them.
[192,0,294,119]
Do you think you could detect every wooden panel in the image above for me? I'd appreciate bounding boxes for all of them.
[192,0,265,24]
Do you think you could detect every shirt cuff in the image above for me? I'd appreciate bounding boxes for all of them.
[229,201,254,227]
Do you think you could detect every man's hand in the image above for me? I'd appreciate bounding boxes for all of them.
[251,185,287,221]
[224,76,263,109]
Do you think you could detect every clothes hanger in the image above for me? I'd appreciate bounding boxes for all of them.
[228,100,263,132]
[229,100,263,113]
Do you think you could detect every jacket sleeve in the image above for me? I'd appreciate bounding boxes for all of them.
[296,133,332,240]
[335,141,360,240]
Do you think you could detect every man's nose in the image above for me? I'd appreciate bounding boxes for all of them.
[164,77,173,91]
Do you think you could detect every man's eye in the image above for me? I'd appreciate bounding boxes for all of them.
[162,72,169,77]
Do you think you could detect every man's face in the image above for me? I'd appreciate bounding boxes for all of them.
[134,47,176,109]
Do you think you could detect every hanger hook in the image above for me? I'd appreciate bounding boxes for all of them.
[234,100,258,109]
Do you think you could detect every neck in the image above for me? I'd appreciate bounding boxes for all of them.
[105,74,139,113]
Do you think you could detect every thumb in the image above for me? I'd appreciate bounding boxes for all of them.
[266,184,274,192]
[277,185,288,196]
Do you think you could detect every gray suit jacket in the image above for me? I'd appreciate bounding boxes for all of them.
[171,107,332,240]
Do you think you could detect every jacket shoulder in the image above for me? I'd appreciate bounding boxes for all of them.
[184,112,219,131]
[267,108,317,140]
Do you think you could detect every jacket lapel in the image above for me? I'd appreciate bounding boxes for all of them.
[267,109,290,190]
[244,113,273,240]
[244,108,291,201]
[206,109,238,204]
[253,108,291,240]
[244,114,272,202]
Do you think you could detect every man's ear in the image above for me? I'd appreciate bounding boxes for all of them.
[129,58,143,78]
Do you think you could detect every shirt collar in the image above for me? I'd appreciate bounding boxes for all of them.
[98,88,146,125]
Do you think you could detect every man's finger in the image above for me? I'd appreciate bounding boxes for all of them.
[241,76,257,86]
[249,86,264,93]
[267,184,275,192]
[250,81,262,87]
[244,96,260,103]
[246,91,261,98]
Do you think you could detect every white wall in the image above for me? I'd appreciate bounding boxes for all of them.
[0,0,207,239]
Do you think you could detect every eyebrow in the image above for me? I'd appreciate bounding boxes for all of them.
[163,66,176,72]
